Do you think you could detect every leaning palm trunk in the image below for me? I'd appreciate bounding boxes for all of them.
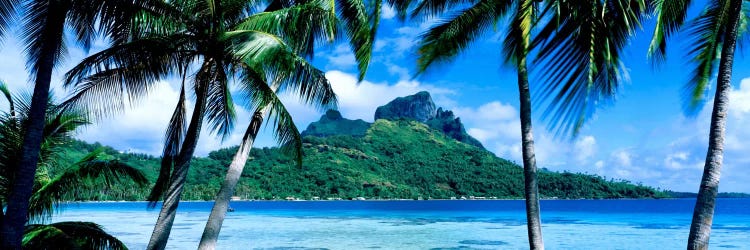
[198,107,269,250]
[147,77,210,250]
[688,1,742,249]
[518,58,543,249]
[1,20,65,249]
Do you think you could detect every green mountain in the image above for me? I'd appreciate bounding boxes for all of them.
[303,91,484,148]
[62,119,665,201]
[301,110,370,137]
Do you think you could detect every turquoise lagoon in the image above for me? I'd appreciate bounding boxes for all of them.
[52,199,750,249]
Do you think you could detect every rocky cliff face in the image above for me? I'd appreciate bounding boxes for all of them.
[375,92,484,148]
[425,108,485,149]
[374,91,436,122]
[302,92,484,149]
[301,110,370,137]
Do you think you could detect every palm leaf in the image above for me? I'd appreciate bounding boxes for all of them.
[648,0,694,61]
[336,0,376,80]
[204,64,236,139]
[23,221,127,250]
[683,0,730,111]
[0,80,15,118]
[238,74,304,166]
[0,0,18,39]
[22,0,68,76]
[29,150,148,221]
[62,35,193,119]
[236,0,337,58]
[416,0,512,74]
[147,81,188,206]
[531,0,646,136]
[228,30,337,110]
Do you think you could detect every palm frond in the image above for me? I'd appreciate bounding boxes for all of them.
[0,80,15,118]
[502,0,534,66]
[22,0,68,76]
[23,221,127,250]
[205,65,236,139]
[229,30,338,110]
[531,0,646,136]
[336,0,376,80]
[147,81,187,206]
[416,0,511,74]
[62,35,193,119]
[239,77,304,166]
[236,0,337,58]
[29,149,148,221]
[683,0,730,111]
[648,0,694,61]
[0,0,18,39]
[409,0,476,19]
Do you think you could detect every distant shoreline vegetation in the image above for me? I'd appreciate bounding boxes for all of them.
[55,118,740,202]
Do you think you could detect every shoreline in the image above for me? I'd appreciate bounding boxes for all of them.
[63,197,718,204]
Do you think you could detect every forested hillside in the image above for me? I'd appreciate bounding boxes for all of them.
[59,119,667,201]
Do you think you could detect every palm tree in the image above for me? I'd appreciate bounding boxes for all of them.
[398,0,646,248]
[198,74,333,248]
[0,82,149,249]
[649,0,745,248]
[197,0,387,245]
[61,0,365,248]
[0,1,148,248]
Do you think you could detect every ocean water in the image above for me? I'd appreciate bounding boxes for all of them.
[51,199,750,249]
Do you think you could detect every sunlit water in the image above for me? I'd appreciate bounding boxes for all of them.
[51,199,750,249]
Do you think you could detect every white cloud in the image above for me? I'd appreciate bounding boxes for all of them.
[574,136,597,164]
[75,81,251,156]
[453,99,600,170]
[612,150,632,167]
[322,44,357,70]
[322,70,453,121]
[381,5,396,19]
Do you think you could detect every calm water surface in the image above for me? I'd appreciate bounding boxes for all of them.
[52,199,750,249]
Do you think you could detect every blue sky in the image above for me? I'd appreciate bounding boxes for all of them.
[0,3,749,192]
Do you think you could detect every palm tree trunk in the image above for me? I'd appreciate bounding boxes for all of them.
[147,63,211,250]
[687,1,742,249]
[518,56,544,250]
[0,16,65,250]
[198,107,269,250]
[512,0,543,248]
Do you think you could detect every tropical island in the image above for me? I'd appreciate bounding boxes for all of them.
[58,92,671,201]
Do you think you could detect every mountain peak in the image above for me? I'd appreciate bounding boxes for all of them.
[301,110,370,138]
[324,109,343,120]
[374,91,436,122]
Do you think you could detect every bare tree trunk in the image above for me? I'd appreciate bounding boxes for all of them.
[0,8,66,249]
[687,1,742,249]
[147,64,211,250]
[198,107,268,250]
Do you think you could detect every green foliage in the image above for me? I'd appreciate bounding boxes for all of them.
[23,222,127,250]
[64,120,668,200]
[0,87,146,248]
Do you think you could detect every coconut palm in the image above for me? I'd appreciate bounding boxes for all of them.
[398,0,646,248]
[60,0,360,248]
[198,75,326,248]
[0,1,149,248]
[0,81,149,249]
[649,0,745,248]
[197,0,398,243]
